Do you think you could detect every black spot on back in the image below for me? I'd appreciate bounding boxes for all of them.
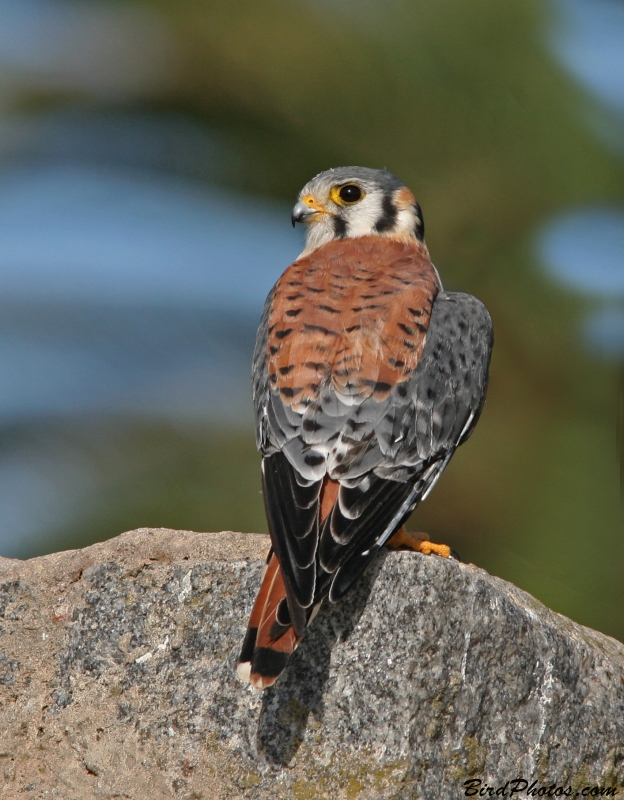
[303,418,322,432]
[280,387,302,398]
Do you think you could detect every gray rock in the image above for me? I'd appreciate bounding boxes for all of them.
[0,528,622,800]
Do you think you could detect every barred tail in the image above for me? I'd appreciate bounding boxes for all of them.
[237,550,301,689]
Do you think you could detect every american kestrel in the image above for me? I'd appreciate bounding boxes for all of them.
[238,167,493,689]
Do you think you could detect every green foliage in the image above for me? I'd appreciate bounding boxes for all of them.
[21,420,267,557]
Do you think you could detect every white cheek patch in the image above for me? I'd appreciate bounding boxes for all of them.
[344,194,385,239]
[395,206,419,236]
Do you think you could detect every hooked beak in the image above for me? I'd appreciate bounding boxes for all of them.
[291,197,327,227]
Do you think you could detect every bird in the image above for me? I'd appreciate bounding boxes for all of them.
[237,166,493,689]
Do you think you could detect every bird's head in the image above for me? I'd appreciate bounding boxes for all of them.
[292,166,425,256]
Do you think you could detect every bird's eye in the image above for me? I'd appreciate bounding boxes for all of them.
[338,184,362,204]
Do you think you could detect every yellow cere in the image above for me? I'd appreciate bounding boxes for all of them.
[302,194,326,212]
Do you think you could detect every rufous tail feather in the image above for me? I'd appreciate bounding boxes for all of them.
[237,551,300,689]
[237,478,340,689]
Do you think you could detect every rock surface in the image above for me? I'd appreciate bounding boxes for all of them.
[0,529,623,800]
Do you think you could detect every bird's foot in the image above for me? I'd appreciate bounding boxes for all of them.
[386,526,451,558]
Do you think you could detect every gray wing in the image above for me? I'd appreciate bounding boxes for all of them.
[253,291,493,616]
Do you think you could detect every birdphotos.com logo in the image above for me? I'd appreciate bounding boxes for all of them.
[463,779,619,797]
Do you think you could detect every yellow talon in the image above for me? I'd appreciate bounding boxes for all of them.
[386,526,451,558]
[416,540,451,558]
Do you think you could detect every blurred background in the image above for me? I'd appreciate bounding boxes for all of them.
[0,0,622,639]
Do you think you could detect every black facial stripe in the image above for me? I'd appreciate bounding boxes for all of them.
[333,215,347,238]
[374,194,398,233]
[414,201,425,242]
